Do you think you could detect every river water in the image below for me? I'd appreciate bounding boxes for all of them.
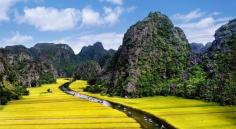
[60,82,175,129]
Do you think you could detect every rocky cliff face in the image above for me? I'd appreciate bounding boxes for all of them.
[77,42,116,68]
[30,43,76,76]
[73,42,115,82]
[93,13,235,105]
[0,45,57,87]
[0,45,57,104]
[190,42,212,53]
[29,42,114,76]
[201,19,236,105]
[208,19,236,52]
[74,60,101,81]
[0,42,112,105]
[98,12,190,97]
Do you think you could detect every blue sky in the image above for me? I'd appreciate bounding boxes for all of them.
[0,0,235,53]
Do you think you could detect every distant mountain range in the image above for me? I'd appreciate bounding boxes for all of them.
[190,42,212,53]
[0,41,115,104]
[1,42,115,76]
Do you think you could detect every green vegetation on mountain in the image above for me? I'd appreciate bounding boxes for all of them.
[87,12,236,105]
[0,80,29,105]
[30,42,115,76]
[73,60,101,81]
[200,20,236,105]
[96,12,190,97]
[0,45,56,105]
[1,11,235,106]
[190,42,212,53]
[77,42,116,68]
[30,43,77,76]
[0,41,114,105]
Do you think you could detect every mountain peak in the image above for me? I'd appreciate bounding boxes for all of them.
[147,12,165,19]
[5,45,27,50]
[4,45,30,54]
[93,42,104,49]
[210,18,236,51]
[98,11,190,97]
[77,42,115,66]
[32,43,74,54]
[142,11,173,26]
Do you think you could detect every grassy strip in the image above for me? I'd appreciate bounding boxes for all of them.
[70,80,236,129]
[0,79,140,129]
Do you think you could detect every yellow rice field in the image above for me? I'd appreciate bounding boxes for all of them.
[0,79,140,129]
[70,80,236,129]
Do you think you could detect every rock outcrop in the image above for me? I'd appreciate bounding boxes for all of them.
[77,42,116,68]
[190,42,211,53]
[201,19,236,104]
[0,42,113,105]
[74,60,101,81]
[30,43,77,76]
[0,45,57,104]
[0,45,57,87]
[93,13,235,105]
[98,12,190,97]
[29,42,115,76]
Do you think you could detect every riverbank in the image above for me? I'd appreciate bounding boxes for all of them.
[70,80,236,129]
[0,79,140,129]
[61,82,174,129]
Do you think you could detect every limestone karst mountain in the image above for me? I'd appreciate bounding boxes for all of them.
[89,12,236,105]
[96,12,190,97]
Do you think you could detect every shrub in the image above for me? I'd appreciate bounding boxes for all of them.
[0,96,8,105]
[84,85,104,93]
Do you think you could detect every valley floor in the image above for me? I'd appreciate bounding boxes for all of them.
[70,80,236,129]
[0,79,140,129]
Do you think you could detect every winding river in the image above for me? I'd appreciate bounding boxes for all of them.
[60,82,175,129]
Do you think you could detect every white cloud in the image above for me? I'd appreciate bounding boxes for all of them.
[211,11,221,16]
[100,0,123,5]
[173,9,204,23]
[17,6,124,31]
[103,6,123,25]
[81,8,102,26]
[0,0,24,22]
[173,9,232,44]
[52,32,124,53]
[0,32,33,47]
[17,7,81,31]
[179,17,223,43]
[126,6,136,13]
[81,7,123,27]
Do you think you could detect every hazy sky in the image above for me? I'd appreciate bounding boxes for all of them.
[0,0,235,53]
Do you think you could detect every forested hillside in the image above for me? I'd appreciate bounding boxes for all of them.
[0,42,113,105]
[0,45,56,104]
[88,12,236,105]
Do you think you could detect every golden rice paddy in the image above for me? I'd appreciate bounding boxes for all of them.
[0,79,140,129]
[70,80,236,129]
